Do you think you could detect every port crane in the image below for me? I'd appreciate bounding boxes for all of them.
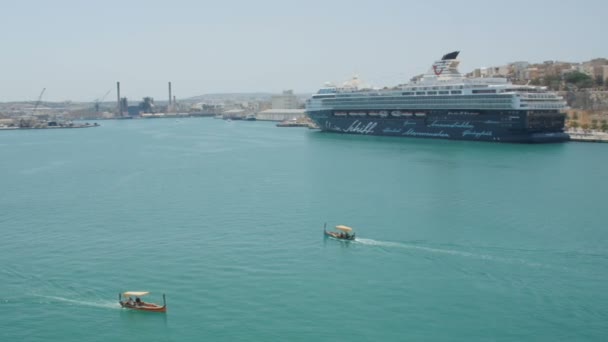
[32,88,46,115]
[94,89,112,113]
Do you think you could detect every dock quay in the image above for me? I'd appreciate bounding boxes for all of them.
[567,130,608,143]
[0,119,99,131]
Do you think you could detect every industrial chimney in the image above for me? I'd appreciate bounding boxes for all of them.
[168,82,172,106]
[116,81,121,116]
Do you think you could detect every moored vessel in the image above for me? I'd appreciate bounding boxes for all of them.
[306,52,569,143]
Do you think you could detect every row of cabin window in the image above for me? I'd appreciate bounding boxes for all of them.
[327,110,526,116]
[328,102,513,107]
[330,104,514,110]
[407,85,466,91]
[326,96,513,103]
[401,90,498,95]
[333,89,505,98]
[402,90,462,95]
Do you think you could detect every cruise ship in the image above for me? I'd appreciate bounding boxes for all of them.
[305,52,569,143]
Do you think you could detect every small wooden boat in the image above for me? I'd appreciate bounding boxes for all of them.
[119,291,167,313]
[324,223,356,241]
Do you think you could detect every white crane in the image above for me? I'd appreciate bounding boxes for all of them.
[32,88,46,115]
[94,89,112,113]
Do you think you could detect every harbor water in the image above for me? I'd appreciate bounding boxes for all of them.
[1,118,607,341]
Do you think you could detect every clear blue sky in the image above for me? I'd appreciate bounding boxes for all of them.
[1,0,606,102]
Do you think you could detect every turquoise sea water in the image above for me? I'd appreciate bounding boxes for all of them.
[1,118,607,341]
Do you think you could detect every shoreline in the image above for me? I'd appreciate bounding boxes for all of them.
[0,123,100,131]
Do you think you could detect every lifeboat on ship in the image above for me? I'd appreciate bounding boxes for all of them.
[119,291,167,313]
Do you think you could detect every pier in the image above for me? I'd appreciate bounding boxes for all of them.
[567,130,608,143]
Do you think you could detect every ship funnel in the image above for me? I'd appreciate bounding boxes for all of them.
[422,51,462,79]
[441,51,460,60]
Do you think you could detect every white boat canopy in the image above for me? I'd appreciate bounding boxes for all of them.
[123,291,150,297]
[335,225,353,232]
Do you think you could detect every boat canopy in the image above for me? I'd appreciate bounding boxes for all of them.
[123,291,150,297]
[335,225,353,232]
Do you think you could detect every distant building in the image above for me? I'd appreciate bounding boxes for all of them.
[475,65,509,78]
[525,67,540,80]
[511,62,530,80]
[119,97,128,116]
[140,97,155,113]
[256,109,306,121]
[580,59,608,77]
[127,105,140,117]
[544,62,573,77]
[271,90,298,109]
[573,64,586,74]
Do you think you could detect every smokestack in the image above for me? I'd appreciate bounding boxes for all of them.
[168,82,172,105]
[116,81,121,116]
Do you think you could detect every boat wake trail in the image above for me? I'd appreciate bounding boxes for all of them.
[34,295,121,310]
[355,238,487,258]
[354,238,545,268]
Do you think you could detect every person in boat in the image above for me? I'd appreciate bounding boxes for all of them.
[127,297,134,306]
[135,297,141,306]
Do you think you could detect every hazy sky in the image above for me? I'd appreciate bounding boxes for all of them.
[2,0,606,102]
